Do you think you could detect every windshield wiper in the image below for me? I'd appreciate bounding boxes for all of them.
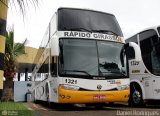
[64,27,92,33]
[92,29,118,36]
[63,70,92,76]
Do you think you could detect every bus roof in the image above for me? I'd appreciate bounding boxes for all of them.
[126,26,160,40]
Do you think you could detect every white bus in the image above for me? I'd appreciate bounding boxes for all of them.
[126,26,160,106]
[32,7,141,105]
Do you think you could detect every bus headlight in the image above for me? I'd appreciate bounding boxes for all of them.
[60,84,80,90]
[117,85,129,90]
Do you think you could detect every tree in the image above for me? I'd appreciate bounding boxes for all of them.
[4,31,26,87]
[0,0,39,91]
[1,31,27,101]
[0,0,39,16]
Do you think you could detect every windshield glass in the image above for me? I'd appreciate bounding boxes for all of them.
[59,38,126,79]
[58,8,123,36]
[98,41,125,76]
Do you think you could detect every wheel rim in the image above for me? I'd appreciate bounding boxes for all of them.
[132,90,141,104]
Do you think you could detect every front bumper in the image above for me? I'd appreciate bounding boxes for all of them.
[58,86,129,103]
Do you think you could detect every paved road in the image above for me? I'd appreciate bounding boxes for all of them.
[25,102,160,116]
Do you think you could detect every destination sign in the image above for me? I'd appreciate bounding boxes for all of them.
[58,31,124,43]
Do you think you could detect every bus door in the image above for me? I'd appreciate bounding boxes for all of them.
[151,41,160,99]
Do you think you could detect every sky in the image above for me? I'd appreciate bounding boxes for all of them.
[7,0,160,48]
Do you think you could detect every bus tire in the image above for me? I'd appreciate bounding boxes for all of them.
[108,102,114,106]
[129,83,144,107]
[95,103,105,109]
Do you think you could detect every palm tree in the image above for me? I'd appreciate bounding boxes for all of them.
[0,0,39,91]
[2,31,27,101]
[0,0,39,15]
[5,31,26,87]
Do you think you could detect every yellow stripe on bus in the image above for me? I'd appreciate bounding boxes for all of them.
[58,86,129,103]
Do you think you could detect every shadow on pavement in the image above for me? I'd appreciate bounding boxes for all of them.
[33,101,129,111]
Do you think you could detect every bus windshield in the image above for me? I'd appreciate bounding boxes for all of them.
[58,8,123,36]
[59,38,127,79]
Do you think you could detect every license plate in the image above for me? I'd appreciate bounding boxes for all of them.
[93,95,106,100]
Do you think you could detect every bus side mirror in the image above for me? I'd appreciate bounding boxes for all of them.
[128,42,142,61]
[50,36,59,56]
[121,42,142,66]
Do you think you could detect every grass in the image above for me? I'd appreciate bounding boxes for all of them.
[0,102,33,116]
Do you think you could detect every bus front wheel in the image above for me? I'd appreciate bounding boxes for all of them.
[129,84,144,107]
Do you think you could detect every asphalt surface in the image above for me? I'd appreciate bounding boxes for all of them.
[25,102,160,116]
